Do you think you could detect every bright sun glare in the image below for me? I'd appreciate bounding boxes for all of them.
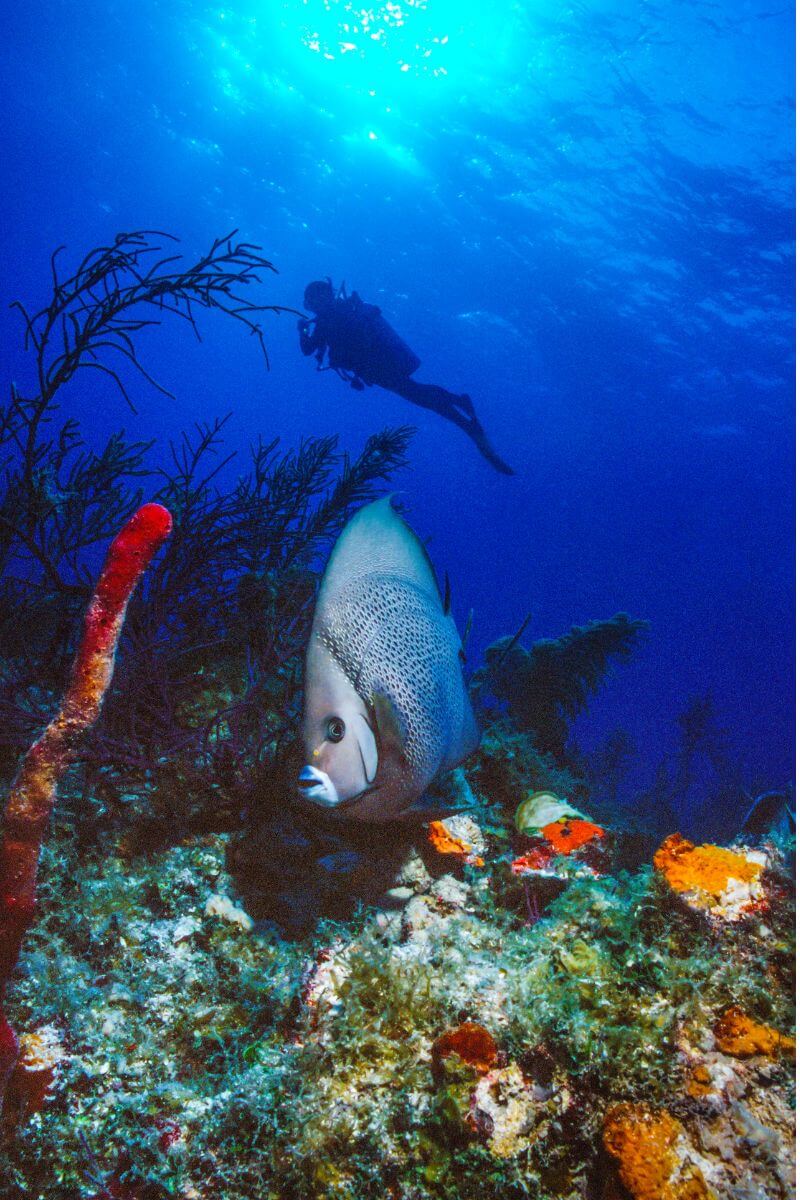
[211,0,521,159]
[302,0,450,76]
[277,0,508,96]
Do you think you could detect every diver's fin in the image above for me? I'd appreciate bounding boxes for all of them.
[469,423,515,475]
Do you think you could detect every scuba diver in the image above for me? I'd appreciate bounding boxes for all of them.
[298,279,514,475]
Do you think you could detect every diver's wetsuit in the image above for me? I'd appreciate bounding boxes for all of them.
[299,285,513,476]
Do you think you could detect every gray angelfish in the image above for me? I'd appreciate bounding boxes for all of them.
[298,496,479,821]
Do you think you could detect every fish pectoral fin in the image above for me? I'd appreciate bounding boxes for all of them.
[355,713,379,784]
[371,690,408,764]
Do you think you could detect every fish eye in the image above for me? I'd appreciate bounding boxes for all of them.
[326,716,346,743]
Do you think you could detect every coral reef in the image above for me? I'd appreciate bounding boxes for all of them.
[0,773,792,1198]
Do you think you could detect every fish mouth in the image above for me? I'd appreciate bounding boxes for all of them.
[297,765,340,808]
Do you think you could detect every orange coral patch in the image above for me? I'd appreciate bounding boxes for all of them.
[541,818,605,854]
[713,1006,795,1059]
[431,1021,499,1077]
[4,1028,64,1121]
[653,834,760,900]
[603,1103,711,1200]
[427,821,484,867]
[685,1064,713,1098]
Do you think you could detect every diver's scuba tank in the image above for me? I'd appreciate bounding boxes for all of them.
[341,286,421,382]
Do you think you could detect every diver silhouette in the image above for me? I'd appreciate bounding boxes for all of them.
[298,280,513,475]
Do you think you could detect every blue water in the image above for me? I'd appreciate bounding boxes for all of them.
[0,0,794,811]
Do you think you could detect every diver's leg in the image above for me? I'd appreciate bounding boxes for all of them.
[392,378,483,428]
[391,378,460,421]
[391,379,514,475]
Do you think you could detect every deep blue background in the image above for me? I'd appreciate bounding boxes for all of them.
[0,0,794,805]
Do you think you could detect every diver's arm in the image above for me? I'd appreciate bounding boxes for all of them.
[298,318,323,357]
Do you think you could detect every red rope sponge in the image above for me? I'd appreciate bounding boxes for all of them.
[0,503,172,1102]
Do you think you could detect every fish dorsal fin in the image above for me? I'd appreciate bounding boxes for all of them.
[319,496,442,609]
[462,607,473,649]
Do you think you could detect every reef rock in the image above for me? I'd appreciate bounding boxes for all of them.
[674,1020,796,1198]
[470,1062,568,1159]
[204,892,254,932]
[300,939,352,1033]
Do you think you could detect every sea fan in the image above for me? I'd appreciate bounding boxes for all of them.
[473,613,648,759]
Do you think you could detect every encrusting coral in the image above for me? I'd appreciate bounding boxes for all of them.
[0,503,171,1103]
[653,834,768,921]
[2,1024,66,1128]
[602,1103,713,1200]
[427,817,486,867]
[712,1006,794,1060]
[431,1022,498,1078]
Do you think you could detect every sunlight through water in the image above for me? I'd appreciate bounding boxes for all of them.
[272,0,521,101]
